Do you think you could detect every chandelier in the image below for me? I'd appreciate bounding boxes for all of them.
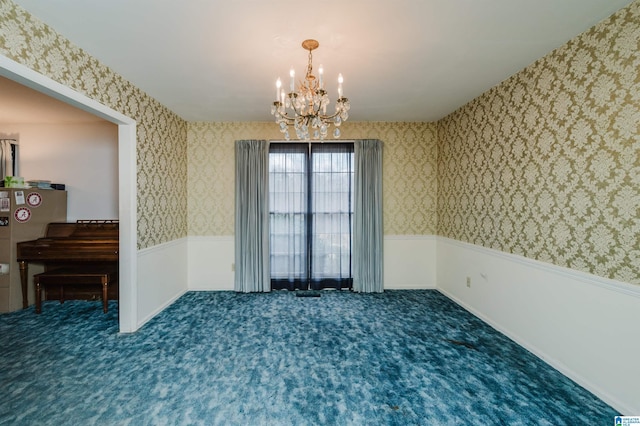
[271,39,350,140]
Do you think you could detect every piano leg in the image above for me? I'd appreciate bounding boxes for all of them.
[19,261,29,309]
[102,279,109,313]
[35,278,42,314]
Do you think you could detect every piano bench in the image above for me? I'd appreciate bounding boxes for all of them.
[33,267,117,314]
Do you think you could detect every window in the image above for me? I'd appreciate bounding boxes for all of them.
[269,143,354,290]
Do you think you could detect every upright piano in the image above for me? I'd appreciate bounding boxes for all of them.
[16,220,119,309]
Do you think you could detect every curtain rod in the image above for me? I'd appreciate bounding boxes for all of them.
[268,139,355,143]
[0,139,17,142]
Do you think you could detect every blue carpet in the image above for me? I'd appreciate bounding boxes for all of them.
[0,290,618,425]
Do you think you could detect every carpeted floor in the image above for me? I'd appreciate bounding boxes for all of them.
[0,290,618,425]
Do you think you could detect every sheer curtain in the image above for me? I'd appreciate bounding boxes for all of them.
[269,143,354,291]
[353,139,384,293]
[234,140,270,293]
[269,143,308,290]
[310,143,354,290]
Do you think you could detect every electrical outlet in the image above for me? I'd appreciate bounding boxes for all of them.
[231,263,235,272]
[466,276,471,288]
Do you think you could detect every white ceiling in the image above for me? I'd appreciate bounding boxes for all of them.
[7,0,635,123]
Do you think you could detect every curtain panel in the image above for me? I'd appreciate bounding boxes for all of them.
[353,139,384,293]
[234,140,271,292]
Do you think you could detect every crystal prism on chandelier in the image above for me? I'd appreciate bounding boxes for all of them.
[271,39,350,140]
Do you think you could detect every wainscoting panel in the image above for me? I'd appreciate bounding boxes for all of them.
[436,237,640,414]
[384,235,437,289]
[137,238,188,328]
[188,236,235,291]
[187,235,437,291]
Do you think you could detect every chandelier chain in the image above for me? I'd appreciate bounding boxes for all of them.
[306,49,313,82]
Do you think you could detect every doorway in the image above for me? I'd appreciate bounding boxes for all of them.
[0,55,137,332]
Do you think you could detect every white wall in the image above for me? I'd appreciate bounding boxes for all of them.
[137,238,188,328]
[436,237,640,415]
[187,235,437,291]
[384,235,436,289]
[188,236,235,290]
[4,122,118,221]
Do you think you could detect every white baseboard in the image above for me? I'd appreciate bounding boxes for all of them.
[436,237,639,414]
[135,288,188,330]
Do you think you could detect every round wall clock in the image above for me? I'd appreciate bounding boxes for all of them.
[15,207,31,223]
[26,192,42,207]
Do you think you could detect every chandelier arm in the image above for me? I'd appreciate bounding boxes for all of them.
[278,106,344,122]
[275,100,348,121]
[274,96,304,122]
[317,99,349,121]
[276,108,317,125]
[288,95,303,117]
[272,104,295,123]
[275,110,296,124]
[318,112,341,120]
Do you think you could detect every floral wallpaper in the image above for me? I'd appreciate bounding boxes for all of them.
[342,122,438,236]
[187,122,279,236]
[187,121,438,236]
[0,0,188,249]
[437,2,640,284]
